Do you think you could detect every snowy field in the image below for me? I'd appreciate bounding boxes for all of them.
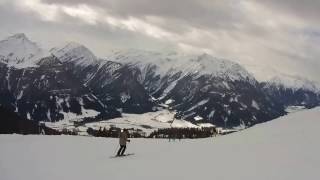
[45,109,200,135]
[85,110,198,134]
[1,107,320,180]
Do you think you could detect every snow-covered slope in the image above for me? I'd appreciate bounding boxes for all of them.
[0,56,121,122]
[266,74,320,93]
[107,49,255,82]
[0,33,45,68]
[46,109,199,135]
[1,107,320,180]
[49,44,155,114]
[0,34,154,120]
[106,49,283,128]
[262,74,320,108]
[50,42,98,67]
[82,60,155,113]
[0,33,317,129]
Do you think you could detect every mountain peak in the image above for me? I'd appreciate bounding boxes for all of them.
[50,41,97,66]
[0,33,44,68]
[2,33,34,44]
[9,33,28,40]
[267,74,320,93]
[107,49,255,82]
[64,41,85,49]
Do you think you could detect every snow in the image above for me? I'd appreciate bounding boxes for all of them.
[285,106,306,113]
[158,78,179,100]
[85,110,198,135]
[0,33,47,68]
[1,107,320,180]
[26,112,31,120]
[194,115,204,121]
[186,99,209,112]
[50,42,98,67]
[5,68,12,90]
[222,81,230,89]
[120,92,131,103]
[45,109,198,135]
[267,74,320,93]
[208,110,215,118]
[251,100,260,110]
[46,109,51,121]
[197,123,215,128]
[165,99,174,105]
[106,49,255,82]
[45,107,100,129]
[16,90,23,100]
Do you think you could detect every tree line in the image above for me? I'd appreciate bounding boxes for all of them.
[86,126,218,139]
[87,126,146,138]
[149,127,217,139]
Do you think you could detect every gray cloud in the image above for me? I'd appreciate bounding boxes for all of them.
[256,0,320,26]
[0,0,320,83]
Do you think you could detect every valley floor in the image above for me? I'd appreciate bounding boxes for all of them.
[45,109,204,136]
[1,107,320,180]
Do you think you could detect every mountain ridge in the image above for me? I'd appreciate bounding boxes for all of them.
[0,33,319,129]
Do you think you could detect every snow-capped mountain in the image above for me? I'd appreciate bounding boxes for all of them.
[0,33,46,68]
[1,33,319,130]
[2,107,320,180]
[0,34,155,123]
[0,56,121,122]
[49,42,102,84]
[264,75,320,93]
[107,49,284,128]
[50,44,155,113]
[83,61,156,113]
[107,49,255,83]
[107,49,257,97]
[261,75,320,108]
[50,42,98,67]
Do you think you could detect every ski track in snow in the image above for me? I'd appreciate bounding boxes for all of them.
[1,107,320,180]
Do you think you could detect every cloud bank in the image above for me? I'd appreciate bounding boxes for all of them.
[0,0,319,82]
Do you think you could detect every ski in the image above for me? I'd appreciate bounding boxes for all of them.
[110,153,135,158]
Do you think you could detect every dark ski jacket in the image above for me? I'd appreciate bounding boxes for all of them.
[119,131,128,145]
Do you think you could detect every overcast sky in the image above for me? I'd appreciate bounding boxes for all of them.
[0,0,319,82]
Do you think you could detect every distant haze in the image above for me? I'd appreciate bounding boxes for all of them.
[0,0,319,82]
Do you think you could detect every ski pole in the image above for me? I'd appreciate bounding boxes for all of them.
[114,143,120,156]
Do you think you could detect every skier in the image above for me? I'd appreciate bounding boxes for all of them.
[117,128,130,156]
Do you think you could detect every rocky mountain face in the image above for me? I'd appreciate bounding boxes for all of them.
[0,34,154,123]
[261,75,320,109]
[0,33,319,129]
[107,50,285,128]
[50,43,155,113]
[0,33,45,68]
[83,62,155,113]
[0,56,120,122]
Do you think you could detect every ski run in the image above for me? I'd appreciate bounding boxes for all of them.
[1,107,320,180]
